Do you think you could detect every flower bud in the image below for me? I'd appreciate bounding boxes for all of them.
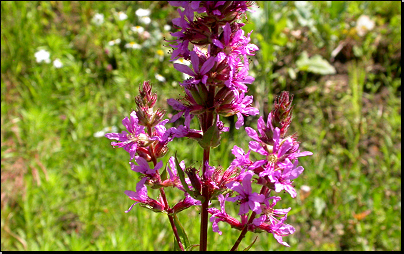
[171,194,202,214]
[136,81,157,108]
[150,109,166,127]
[153,141,169,159]
[271,91,294,138]
[140,198,165,213]
[136,147,152,162]
[185,167,202,194]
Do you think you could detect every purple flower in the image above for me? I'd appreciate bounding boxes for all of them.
[252,196,288,226]
[208,193,247,235]
[268,159,304,198]
[226,56,255,92]
[247,127,288,174]
[105,111,146,160]
[257,211,295,247]
[208,193,229,235]
[130,156,163,176]
[249,196,295,247]
[245,113,275,145]
[150,119,170,141]
[229,145,252,171]
[174,51,216,86]
[234,91,259,129]
[247,126,312,182]
[226,172,265,215]
[167,156,184,180]
[199,1,253,22]
[124,178,165,213]
[213,23,258,58]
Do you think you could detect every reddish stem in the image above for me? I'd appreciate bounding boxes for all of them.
[230,186,269,251]
[199,86,216,251]
[160,188,185,251]
[147,126,185,251]
[199,148,210,251]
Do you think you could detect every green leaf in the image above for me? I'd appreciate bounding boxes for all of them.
[296,51,336,75]
[160,164,168,182]
[187,244,200,251]
[174,152,191,194]
[173,153,205,203]
[173,214,190,250]
[198,117,221,149]
[243,236,258,251]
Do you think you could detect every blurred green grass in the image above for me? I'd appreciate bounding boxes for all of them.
[1,1,401,251]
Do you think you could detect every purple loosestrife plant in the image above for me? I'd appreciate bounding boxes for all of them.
[106,1,312,251]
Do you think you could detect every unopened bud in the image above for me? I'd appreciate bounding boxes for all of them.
[136,81,157,108]
[185,167,202,194]
[136,147,152,161]
[271,91,294,137]
[153,141,169,158]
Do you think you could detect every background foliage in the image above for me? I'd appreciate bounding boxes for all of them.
[1,1,401,251]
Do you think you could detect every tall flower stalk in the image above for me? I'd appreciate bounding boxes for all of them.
[106,1,312,251]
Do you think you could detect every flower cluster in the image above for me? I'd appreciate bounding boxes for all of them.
[106,1,312,250]
[207,95,312,246]
[164,1,312,247]
[105,81,202,216]
[34,49,63,68]
[166,1,259,130]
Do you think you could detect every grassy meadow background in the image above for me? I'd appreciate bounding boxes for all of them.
[1,1,401,251]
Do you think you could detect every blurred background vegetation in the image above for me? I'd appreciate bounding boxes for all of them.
[1,1,401,251]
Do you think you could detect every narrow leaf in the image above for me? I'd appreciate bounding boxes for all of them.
[173,214,190,250]
[174,152,191,193]
[187,244,200,251]
[160,164,168,182]
[243,236,258,251]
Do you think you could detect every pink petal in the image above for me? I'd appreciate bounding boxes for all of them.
[200,57,216,75]
[173,63,195,76]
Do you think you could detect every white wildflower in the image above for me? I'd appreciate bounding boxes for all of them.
[174,58,191,66]
[34,49,51,63]
[183,73,192,80]
[139,16,151,25]
[135,8,151,17]
[155,73,166,82]
[356,15,375,37]
[125,42,141,49]
[131,25,145,34]
[108,38,121,46]
[94,126,118,138]
[163,24,171,31]
[53,58,63,68]
[92,13,104,26]
[300,185,311,193]
[117,11,128,21]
